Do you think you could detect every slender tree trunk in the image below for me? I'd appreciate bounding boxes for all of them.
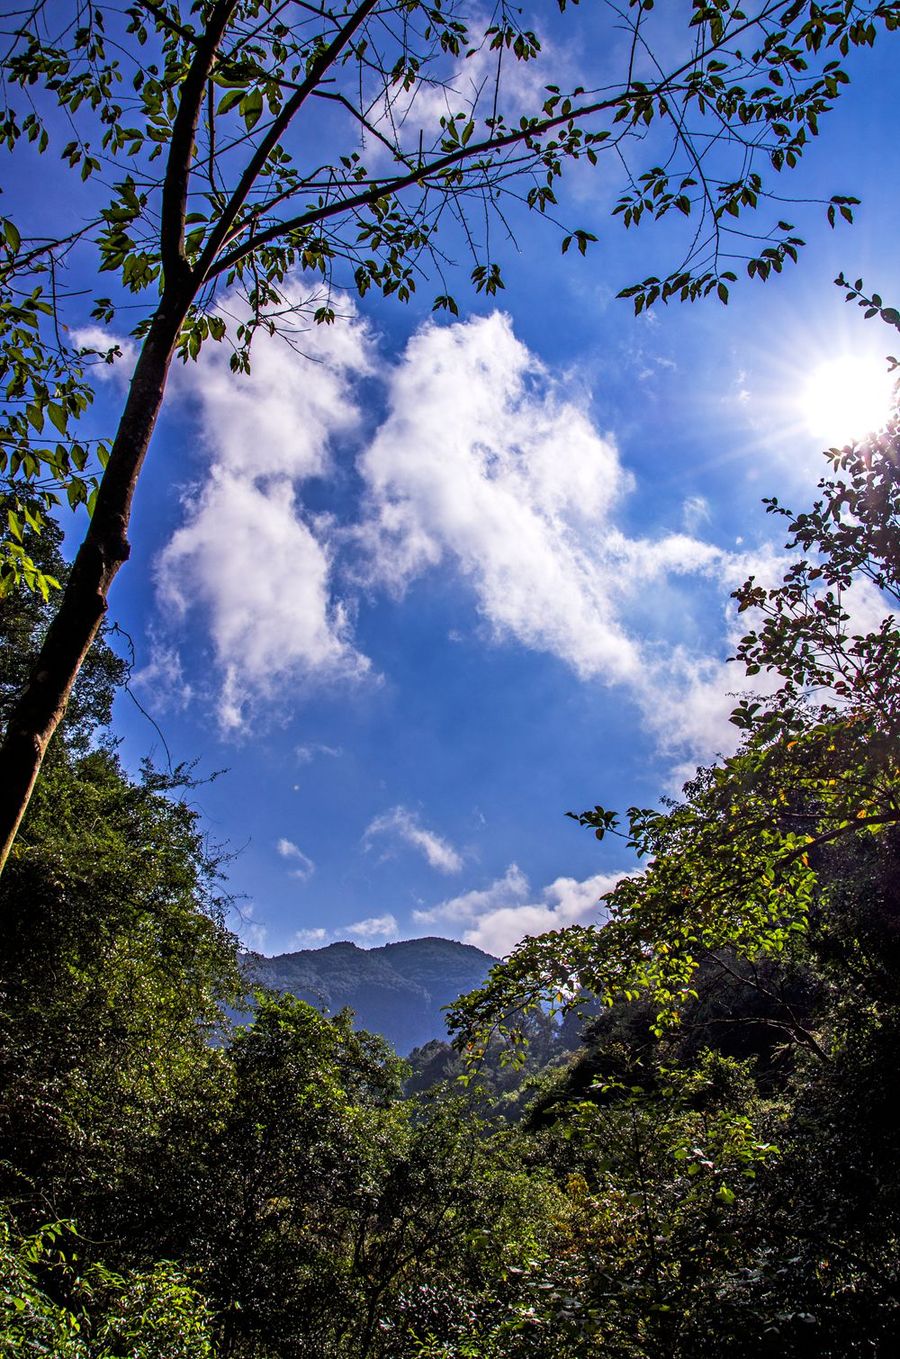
[0,291,190,874]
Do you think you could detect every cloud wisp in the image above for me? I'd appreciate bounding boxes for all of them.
[364,805,464,874]
[344,913,399,942]
[295,742,343,765]
[292,927,329,948]
[276,837,316,881]
[291,915,399,948]
[682,494,712,533]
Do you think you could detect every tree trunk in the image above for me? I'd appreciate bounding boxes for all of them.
[0,292,189,875]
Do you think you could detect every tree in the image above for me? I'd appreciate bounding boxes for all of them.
[182,992,407,1356]
[0,741,243,1231]
[449,404,900,1049]
[445,400,900,1349]
[0,0,895,872]
[141,991,560,1359]
[0,519,242,1233]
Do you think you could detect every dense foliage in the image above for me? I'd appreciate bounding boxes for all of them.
[3,416,900,1353]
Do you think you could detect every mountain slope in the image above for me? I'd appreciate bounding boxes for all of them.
[242,937,497,1053]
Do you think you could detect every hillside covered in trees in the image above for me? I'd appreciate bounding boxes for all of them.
[3,401,900,1356]
[245,938,497,1053]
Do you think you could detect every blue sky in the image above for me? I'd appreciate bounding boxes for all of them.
[19,4,900,958]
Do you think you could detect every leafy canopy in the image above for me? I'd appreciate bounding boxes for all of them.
[1,0,896,591]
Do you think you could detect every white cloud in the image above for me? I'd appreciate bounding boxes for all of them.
[276,838,316,880]
[365,805,464,874]
[344,913,399,942]
[288,914,399,948]
[188,295,374,481]
[627,542,786,777]
[160,472,368,731]
[155,289,374,732]
[843,573,897,638]
[635,649,744,790]
[292,927,329,948]
[358,313,649,684]
[682,495,711,533]
[416,863,626,956]
[413,863,529,925]
[357,312,740,769]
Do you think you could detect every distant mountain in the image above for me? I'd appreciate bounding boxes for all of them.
[241,937,498,1054]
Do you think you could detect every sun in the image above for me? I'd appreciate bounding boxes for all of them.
[800,355,895,446]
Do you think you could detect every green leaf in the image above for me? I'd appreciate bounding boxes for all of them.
[47,403,68,435]
[240,88,264,131]
[3,218,21,252]
[217,87,246,116]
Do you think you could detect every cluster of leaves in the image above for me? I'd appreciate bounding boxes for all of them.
[836,271,900,360]
[0,505,127,746]
[0,1217,215,1359]
[0,239,109,597]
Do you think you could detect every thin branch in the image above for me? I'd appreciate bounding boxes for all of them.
[780,812,900,871]
[208,0,789,278]
[132,0,201,49]
[196,0,382,282]
[701,948,830,1063]
[311,87,419,169]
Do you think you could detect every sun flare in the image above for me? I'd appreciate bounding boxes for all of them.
[800,355,895,446]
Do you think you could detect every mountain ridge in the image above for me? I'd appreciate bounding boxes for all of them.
[242,936,498,1054]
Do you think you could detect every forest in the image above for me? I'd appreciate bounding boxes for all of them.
[2,0,900,1354]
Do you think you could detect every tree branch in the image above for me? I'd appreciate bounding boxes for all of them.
[209,91,625,277]
[132,0,201,50]
[701,949,830,1063]
[160,0,239,285]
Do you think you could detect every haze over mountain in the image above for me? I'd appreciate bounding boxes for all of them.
[243,936,497,1053]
